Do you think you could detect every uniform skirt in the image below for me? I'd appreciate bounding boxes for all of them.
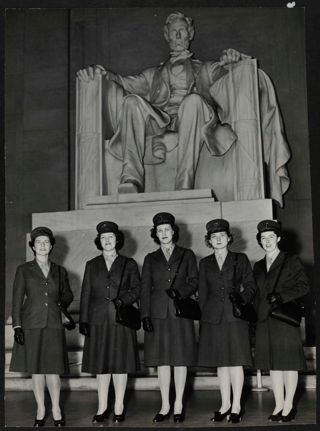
[10,327,69,374]
[255,317,306,371]
[82,312,139,374]
[144,314,196,367]
[198,314,252,367]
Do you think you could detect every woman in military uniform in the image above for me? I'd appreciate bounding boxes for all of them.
[197,219,256,423]
[10,226,74,427]
[79,221,140,424]
[141,212,198,424]
[254,220,309,422]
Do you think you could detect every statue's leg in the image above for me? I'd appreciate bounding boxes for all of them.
[174,94,213,190]
[119,95,161,192]
[102,80,126,138]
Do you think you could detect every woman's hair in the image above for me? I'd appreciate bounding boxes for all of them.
[28,235,56,255]
[150,224,180,245]
[256,229,281,248]
[204,230,234,248]
[94,231,125,251]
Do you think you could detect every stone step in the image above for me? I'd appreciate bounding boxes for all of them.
[5,374,317,391]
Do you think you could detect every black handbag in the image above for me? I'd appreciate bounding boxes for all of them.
[58,267,76,331]
[232,255,257,324]
[174,297,202,320]
[268,254,303,327]
[115,258,141,331]
[269,301,303,327]
[171,250,201,321]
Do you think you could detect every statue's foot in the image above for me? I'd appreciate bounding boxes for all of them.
[118,182,139,194]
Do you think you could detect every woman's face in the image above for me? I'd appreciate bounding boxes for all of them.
[100,232,117,252]
[156,223,174,246]
[33,235,52,257]
[260,230,280,253]
[209,230,230,250]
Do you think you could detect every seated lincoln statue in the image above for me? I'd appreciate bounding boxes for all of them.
[77,11,290,204]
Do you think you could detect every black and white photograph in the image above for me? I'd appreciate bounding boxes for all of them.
[3,1,319,428]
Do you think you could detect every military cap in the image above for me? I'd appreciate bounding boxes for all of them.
[30,226,54,241]
[96,221,119,234]
[153,212,175,227]
[257,219,281,234]
[206,218,230,234]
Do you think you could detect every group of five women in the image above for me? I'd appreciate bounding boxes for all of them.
[10,213,310,427]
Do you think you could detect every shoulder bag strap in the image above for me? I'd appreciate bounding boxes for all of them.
[58,265,62,302]
[270,253,287,295]
[232,254,239,290]
[116,257,128,298]
[170,249,187,289]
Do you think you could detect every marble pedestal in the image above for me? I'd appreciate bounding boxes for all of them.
[30,192,273,310]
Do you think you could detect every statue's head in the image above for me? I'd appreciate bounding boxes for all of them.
[163,12,195,53]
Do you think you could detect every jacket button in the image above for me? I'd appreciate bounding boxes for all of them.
[168,267,171,271]
[45,303,48,306]
[168,279,171,282]
[45,292,48,296]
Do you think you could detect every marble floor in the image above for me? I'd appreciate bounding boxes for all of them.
[4,387,317,428]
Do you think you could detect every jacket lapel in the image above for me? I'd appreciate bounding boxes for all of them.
[168,245,183,264]
[153,247,168,266]
[265,251,287,292]
[47,261,58,282]
[29,259,47,279]
[186,58,201,92]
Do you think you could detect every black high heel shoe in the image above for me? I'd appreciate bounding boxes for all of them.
[152,412,170,423]
[211,407,231,422]
[33,418,46,427]
[268,410,282,421]
[173,412,185,423]
[280,407,297,422]
[113,412,125,423]
[53,417,65,427]
[92,408,109,423]
[228,409,245,423]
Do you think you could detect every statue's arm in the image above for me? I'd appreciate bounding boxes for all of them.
[107,70,151,97]
[206,49,251,85]
[77,64,151,97]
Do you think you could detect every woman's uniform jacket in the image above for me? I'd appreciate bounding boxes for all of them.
[140,245,198,320]
[253,251,309,321]
[12,260,73,329]
[199,251,256,324]
[80,254,140,325]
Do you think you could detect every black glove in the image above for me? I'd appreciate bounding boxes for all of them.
[57,300,68,309]
[79,322,90,337]
[232,302,242,318]
[166,288,180,300]
[142,317,154,332]
[267,293,282,305]
[112,297,123,309]
[14,327,24,345]
[229,291,242,304]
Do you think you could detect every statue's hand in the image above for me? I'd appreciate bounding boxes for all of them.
[76,64,107,82]
[218,48,250,66]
